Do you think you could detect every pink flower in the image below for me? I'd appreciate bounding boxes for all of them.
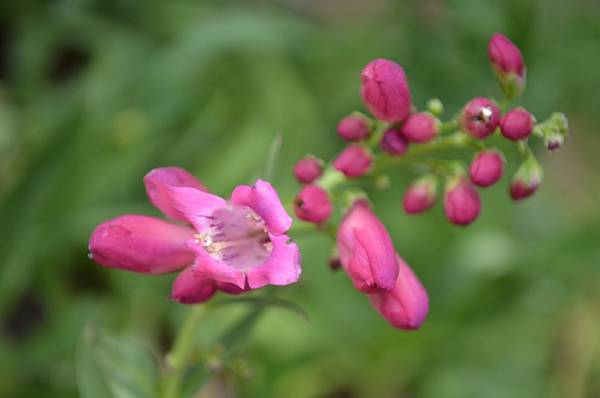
[379,128,409,156]
[488,33,526,97]
[469,150,505,187]
[337,113,371,141]
[368,255,429,330]
[360,59,412,123]
[333,145,373,178]
[459,97,501,139]
[293,156,323,184]
[401,112,440,143]
[293,185,333,224]
[500,107,534,141]
[403,176,437,214]
[509,157,543,201]
[89,167,301,303]
[444,175,481,226]
[337,200,398,293]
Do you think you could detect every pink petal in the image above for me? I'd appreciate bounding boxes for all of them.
[165,187,227,231]
[230,179,292,235]
[216,281,249,295]
[368,255,429,330]
[144,167,206,222]
[89,215,195,274]
[186,238,246,289]
[246,234,301,289]
[171,266,217,304]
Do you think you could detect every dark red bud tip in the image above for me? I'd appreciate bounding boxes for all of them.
[328,257,342,271]
[500,108,534,141]
[360,59,412,123]
[337,114,371,141]
[459,97,501,139]
[469,150,505,187]
[293,156,323,184]
[333,145,373,178]
[379,128,409,156]
[293,185,333,224]
[509,180,539,200]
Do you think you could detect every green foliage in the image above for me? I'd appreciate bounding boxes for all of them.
[1,1,600,397]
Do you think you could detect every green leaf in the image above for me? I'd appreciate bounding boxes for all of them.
[75,324,160,398]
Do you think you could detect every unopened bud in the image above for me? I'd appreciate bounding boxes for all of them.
[426,98,444,117]
[488,33,526,98]
[500,107,534,141]
[293,185,333,224]
[379,128,409,156]
[469,149,505,187]
[401,112,440,143]
[333,145,373,178]
[403,175,437,214]
[293,156,324,184]
[336,112,372,142]
[509,156,543,201]
[444,175,481,226]
[459,97,501,139]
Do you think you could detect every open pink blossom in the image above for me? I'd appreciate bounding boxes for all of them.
[368,255,429,330]
[89,167,301,304]
[337,200,398,293]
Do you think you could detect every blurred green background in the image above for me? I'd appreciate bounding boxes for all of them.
[1,0,600,397]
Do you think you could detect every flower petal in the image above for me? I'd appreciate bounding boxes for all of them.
[144,167,206,221]
[230,179,292,235]
[89,215,195,274]
[186,238,246,288]
[171,266,217,304]
[165,187,227,231]
[246,234,301,289]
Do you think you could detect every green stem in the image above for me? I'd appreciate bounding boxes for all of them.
[162,305,208,398]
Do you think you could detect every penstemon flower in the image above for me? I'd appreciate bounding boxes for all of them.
[89,167,301,303]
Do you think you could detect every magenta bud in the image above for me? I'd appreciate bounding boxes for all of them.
[293,185,333,224]
[337,113,371,141]
[444,175,481,226]
[488,33,526,98]
[333,145,373,178]
[401,112,440,143]
[293,156,323,184]
[379,128,409,156]
[368,255,429,330]
[459,97,501,139]
[500,107,534,141]
[469,149,506,187]
[509,156,543,201]
[403,176,437,214]
[360,59,412,123]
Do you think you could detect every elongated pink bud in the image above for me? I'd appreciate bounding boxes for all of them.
[403,176,437,214]
[368,255,429,330]
[500,107,534,141]
[171,266,217,304]
[469,150,505,187]
[337,200,398,293]
[401,112,440,143]
[444,175,481,226]
[293,156,323,184]
[459,97,501,139]
[509,156,543,200]
[488,33,526,98]
[293,185,333,224]
[360,59,412,123]
[337,113,371,141]
[379,128,409,156]
[333,145,373,178]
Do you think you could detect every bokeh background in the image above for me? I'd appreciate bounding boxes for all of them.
[1,1,600,397]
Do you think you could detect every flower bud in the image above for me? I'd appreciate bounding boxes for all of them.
[368,255,429,330]
[403,176,437,214]
[293,156,323,184]
[426,98,444,117]
[469,149,505,187]
[337,113,371,141]
[333,145,373,178]
[379,128,408,156]
[401,112,440,143]
[444,175,481,226]
[539,113,568,151]
[488,33,526,98]
[337,200,398,293]
[500,107,534,141]
[509,156,543,200]
[293,185,333,224]
[459,97,501,139]
[360,59,412,123]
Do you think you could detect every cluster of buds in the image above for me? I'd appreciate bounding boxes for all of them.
[290,33,568,329]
